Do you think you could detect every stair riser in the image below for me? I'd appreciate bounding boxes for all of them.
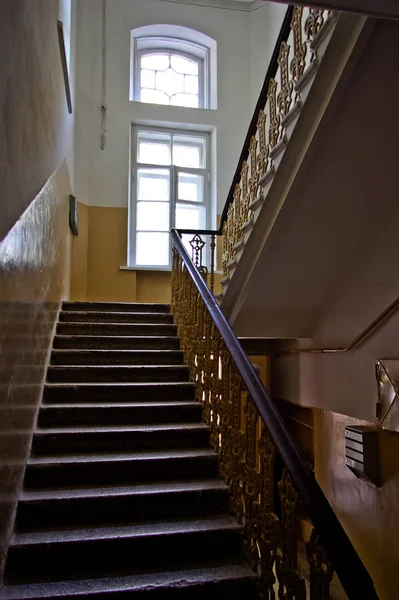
[50,351,184,366]
[6,529,241,584]
[57,324,178,337]
[16,489,229,530]
[2,579,258,599]
[47,367,190,384]
[59,313,174,324]
[62,303,170,313]
[42,384,195,404]
[24,456,220,488]
[32,429,210,455]
[53,336,181,350]
[38,404,202,427]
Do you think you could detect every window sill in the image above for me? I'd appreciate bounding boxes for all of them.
[120,265,172,272]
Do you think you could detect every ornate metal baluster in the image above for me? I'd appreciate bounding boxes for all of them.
[304,9,326,61]
[218,340,231,481]
[276,469,306,600]
[222,220,228,277]
[241,161,250,227]
[249,136,259,207]
[306,529,334,600]
[210,234,216,294]
[290,7,307,96]
[257,109,269,178]
[189,234,208,278]
[233,183,242,246]
[268,79,280,150]
[229,364,245,522]
[242,396,261,569]
[277,42,293,127]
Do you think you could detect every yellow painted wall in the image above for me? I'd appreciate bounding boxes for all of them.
[70,202,89,301]
[70,204,172,304]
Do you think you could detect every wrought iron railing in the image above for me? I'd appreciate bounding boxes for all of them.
[171,229,378,600]
[175,6,336,297]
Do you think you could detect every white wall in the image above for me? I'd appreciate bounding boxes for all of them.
[249,2,286,110]
[74,0,257,215]
[59,0,77,190]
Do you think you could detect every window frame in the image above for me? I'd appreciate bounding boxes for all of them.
[133,36,210,109]
[128,125,211,271]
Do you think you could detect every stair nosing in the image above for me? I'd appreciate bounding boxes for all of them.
[27,448,217,465]
[34,423,209,434]
[21,479,228,501]
[1,563,257,599]
[11,516,240,546]
[39,401,200,409]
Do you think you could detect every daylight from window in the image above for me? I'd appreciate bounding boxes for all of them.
[130,129,209,268]
[140,52,201,108]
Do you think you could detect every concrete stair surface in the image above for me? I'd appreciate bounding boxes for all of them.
[3,301,258,599]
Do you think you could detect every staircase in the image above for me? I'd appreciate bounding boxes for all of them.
[3,302,258,599]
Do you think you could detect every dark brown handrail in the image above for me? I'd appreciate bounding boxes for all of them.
[171,228,378,600]
[220,5,294,230]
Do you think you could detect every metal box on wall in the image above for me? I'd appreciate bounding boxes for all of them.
[345,426,380,487]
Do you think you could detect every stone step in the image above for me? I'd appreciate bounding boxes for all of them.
[24,449,219,488]
[6,517,242,584]
[50,349,184,366]
[59,311,174,324]
[16,480,229,530]
[1,563,258,599]
[46,365,190,384]
[57,323,178,337]
[62,302,170,314]
[42,382,195,404]
[37,402,202,427]
[53,335,181,350]
[32,423,210,455]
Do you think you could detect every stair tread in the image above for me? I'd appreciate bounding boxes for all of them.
[11,516,239,546]
[44,382,194,388]
[48,365,189,370]
[21,479,228,501]
[35,423,207,434]
[2,562,257,598]
[60,312,172,317]
[39,401,200,409]
[51,349,182,354]
[28,448,216,465]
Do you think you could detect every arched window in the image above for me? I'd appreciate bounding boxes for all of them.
[130,25,217,110]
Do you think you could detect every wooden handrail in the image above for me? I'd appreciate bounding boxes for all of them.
[171,228,378,600]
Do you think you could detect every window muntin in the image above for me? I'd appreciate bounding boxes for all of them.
[138,50,202,108]
[133,36,209,109]
[129,127,210,269]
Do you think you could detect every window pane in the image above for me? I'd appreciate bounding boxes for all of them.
[141,69,155,89]
[141,88,169,105]
[141,53,169,71]
[171,55,199,76]
[156,68,184,97]
[173,135,205,168]
[176,203,206,229]
[178,172,204,203]
[137,202,169,231]
[137,169,169,201]
[170,93,198,108]
[138,131,171,166]
[136,232,170,266]
[185,75,198,95]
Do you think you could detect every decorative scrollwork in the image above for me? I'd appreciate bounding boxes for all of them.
[277,42,293,124]
[304,9,326,60]
[306,529,334,600]
[189,234,207,274]
[290,7,307,92]
[268,78,280,149]
[276,469,306,600]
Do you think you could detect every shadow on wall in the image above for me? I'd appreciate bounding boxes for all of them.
[0,163,72,575]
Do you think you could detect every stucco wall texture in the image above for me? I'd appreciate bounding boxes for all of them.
[0,0,72,243]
